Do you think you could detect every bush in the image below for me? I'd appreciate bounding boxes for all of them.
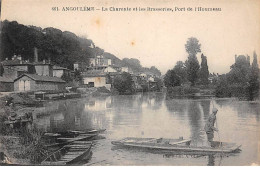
[113,72,135,94]
[166,86,200,96]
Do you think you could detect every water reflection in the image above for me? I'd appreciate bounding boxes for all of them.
[33,93,260,166]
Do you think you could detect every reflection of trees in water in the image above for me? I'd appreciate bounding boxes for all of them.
[144,93,165,110]
[215,99,234,108]
[165,99,189,118]
[207,155,215,166]
[198,100,211,120]
[187,101,204,145]
[165,99,210,145]
[233,102,260,122]
[110,94,143,126]
[49,100,91,132]
[215,99,260,122]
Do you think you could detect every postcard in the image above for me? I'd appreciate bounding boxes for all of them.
[0,0,259,166]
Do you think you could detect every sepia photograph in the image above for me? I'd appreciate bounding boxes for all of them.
[0,0,259,166]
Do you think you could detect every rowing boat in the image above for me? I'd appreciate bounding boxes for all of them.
[56,133,98,143]
[44,129,106,138]
[41,141,92,165]
[111,137,241,154]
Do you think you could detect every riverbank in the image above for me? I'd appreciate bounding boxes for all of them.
[0,87,112,165]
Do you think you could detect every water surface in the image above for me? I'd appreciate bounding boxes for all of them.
[35,93,260,166]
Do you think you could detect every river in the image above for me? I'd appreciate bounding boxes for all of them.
[34,93,260,166]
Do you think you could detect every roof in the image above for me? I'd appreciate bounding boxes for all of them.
[2,59,33,66]
[14,74,65,83]
[83,74,107,77]
[0,76,14,83]
[53,65,70,70]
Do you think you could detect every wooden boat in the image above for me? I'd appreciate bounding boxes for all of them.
[56,133,98,143]
[44,129,106,138]
[45,132,103,150]
[67,129,106,135]
[41,141,92,165]
[111,137,242,154]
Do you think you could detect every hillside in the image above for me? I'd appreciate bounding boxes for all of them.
[0,20,161,76]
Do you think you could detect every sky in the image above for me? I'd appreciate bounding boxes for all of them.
[1,0,260,74]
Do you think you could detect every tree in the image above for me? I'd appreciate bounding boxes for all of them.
[113,72,134,94]
[199,53,209,85]
[74,69,82,83]
[0,63,4,76]
[149,66,161,77]
[185,37,201,86]
[185,37,201,56]
[173,61,187,84]
[163,69,181,88]
[121,58,142,72]
[61,73,73,83]
[248,52,259,100]
[227,55,251,85]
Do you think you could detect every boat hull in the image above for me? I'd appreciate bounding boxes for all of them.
[111,137,241,154]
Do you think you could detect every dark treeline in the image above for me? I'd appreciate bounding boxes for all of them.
[164,37,260,101]
[215,52,259,100]
[164,37,209,88]
[0,20,161,76]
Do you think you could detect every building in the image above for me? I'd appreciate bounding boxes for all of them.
[0,76,14,92]
[34,60,53,77]
[89,55,112,67]
[2,57,35,79]
[82,73,111,90]
[14,74,65,91]
[121,67,133,74]
[53,65,71,78]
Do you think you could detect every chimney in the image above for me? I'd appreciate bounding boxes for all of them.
[48,57,51,64]
[34,47,38,62]
[43,59,46,64]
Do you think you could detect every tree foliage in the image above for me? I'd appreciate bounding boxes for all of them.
[0,63,4,76]
[185,37,201,56]
[199,53,209,85]
[163,69,181,88]
[185,37,201,86]
[61,73,73,83]
[216,53,259,100]
[173,61,187,84]
[227,55,250,85]
[0,20,96,70]
[149,66,161,77]
[248,52,259,100]
[74,69,83,83]
[121,58,142,72]
[113,72,134,94]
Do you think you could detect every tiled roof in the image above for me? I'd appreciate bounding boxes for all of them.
[14,74,65,83]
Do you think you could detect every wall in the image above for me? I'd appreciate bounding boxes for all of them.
[14,76,65,91]
[53,70,64,78]
[83,76,106,87]
[89,58,96,66]
[35,65,53,76]
[34,81,65,91]
[0,82,14,92]
[3,67,19,79]
[104,66,117,73]
[14,76,36,91]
